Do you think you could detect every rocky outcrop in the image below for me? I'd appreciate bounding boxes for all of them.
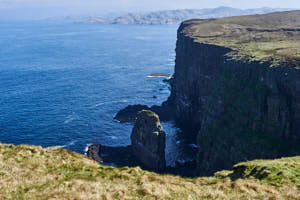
[86,143,103,163]
[131,110,166,171]
[87,144,140,167]
[114,105,149,123]
[167,11,300,175]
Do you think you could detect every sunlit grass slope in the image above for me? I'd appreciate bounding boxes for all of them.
[182,10,300,66]
[0,143,299,199]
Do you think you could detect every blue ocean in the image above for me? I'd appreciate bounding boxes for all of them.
[0,21,193,166]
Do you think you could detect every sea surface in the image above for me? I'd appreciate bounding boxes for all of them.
[0,21,194,166]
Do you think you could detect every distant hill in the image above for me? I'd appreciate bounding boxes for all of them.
[81,7,292,25]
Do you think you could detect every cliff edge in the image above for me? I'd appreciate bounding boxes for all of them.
[0,143,299,199]
[168,10,300,175]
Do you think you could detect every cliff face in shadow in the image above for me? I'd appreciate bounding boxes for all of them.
[168,11,300,175]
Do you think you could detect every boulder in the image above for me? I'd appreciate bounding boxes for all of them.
[131,110,166,171]
[86,144,103,163]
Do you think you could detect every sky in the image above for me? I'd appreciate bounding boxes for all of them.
[0,0,300,20]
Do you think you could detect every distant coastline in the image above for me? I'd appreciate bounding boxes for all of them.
[76,7,292,25]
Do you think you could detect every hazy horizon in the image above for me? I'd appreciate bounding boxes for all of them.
[0,0,300,20]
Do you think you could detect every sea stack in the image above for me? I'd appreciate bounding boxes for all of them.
[131,110,166,171]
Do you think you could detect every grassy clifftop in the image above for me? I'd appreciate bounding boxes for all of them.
[181,10,300,66]
[0,143,299,199]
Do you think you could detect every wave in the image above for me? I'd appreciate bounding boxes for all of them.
[108,136,117,140]
[64,117,76,124]
[113,119,121,123]
[84,143,92,155]
[53,140,77,149]
[64,113,79,124]
[93,102,106,107]
[92,99,128,108]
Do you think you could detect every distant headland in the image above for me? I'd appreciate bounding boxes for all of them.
[78,7,292,25]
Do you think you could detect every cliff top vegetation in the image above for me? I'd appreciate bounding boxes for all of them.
[0,143,299,199]
[181,10,300,66]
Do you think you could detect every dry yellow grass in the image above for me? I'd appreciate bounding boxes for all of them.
[0,143,299,200]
